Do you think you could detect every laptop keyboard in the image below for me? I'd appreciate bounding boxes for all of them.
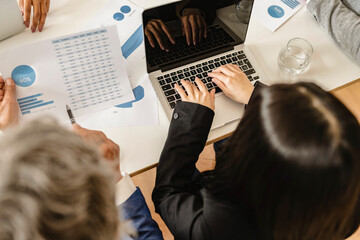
[147,25,235,68]
[157,50,260,109]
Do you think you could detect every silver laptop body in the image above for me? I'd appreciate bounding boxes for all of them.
[143,0,265,129]
[0,0,26,41]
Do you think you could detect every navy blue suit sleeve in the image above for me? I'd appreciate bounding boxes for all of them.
[120,187,163,240]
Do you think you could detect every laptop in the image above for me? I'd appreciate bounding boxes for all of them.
[0,0,26,41]
[143,0,264,129]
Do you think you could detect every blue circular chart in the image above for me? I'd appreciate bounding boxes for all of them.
[268,5,284,18]
[11,65,36,87]
[121,5,131,13]
[113,12,124,21]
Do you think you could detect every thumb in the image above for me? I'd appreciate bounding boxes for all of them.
[4,79,16,99]
[210,89,216,110]
[210,88,216,98]
[72,123,81,131]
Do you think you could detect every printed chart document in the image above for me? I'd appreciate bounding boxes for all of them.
[82,0,159,127]
[81,75,158,128]
[0,26,134,123]
[253,0,306,31]
[84,0,145,88]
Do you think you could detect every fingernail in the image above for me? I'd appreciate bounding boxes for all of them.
[25,22,29,28]
[193,41,196,45]
[6,79,14,85]
[38,27,43,32]
[31,27,35,32]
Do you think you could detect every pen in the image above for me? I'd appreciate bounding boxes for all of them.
[66,105,76,124]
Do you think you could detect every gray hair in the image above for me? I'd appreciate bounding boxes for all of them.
[0,119,119,240]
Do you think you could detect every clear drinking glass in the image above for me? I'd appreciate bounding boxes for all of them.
[277,38,313,75]
[235,0,253,24]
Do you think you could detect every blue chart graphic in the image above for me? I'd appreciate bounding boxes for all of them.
[113,5,132,21]
[17,93,55,115]
[113,12,124,21]
[268,5,285,18]
[281,0,300,9]
[121,25,144,59]
[121,5,131,13]
[11,65,36,87]
[116,85,144,108]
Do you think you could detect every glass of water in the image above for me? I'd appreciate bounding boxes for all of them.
[235,0,253,24]
[277,38,313,75]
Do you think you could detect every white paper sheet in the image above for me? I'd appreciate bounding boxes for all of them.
[80,75,158,128]
[82,0,159,127]
[253,0,306,32]
[0,26,134,123]
[84,0,146,88]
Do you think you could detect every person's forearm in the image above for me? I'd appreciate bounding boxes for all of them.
[119,186,164,240]
[307,0,360,66]
[152,102,214,209]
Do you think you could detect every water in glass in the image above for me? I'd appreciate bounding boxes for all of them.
[278,38,313,75]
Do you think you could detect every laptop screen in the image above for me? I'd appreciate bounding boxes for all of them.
[142,0,255,73]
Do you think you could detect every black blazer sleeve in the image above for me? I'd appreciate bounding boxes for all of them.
[152,101,214,240]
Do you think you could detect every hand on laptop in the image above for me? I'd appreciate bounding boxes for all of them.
[19,0,50,32]
[209,64,254,104]
[174,78,215,111]
[181,8,207,46]
[145,19,176,52]
[0,77,19,131]
[72,124,122,182]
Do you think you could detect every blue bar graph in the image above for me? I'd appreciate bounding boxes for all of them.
[18,93,43,103]
[17,93,55,115]
[21,101,54,112]
[17,98,38,105]
[19,100,44,108]
[281,0,300,9]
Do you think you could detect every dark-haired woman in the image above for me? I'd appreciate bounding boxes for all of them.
[152,64,360,240]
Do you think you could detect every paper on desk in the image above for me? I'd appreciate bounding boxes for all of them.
[80,75,158,128]
[84,0,146,88]
[0,26,134,123]
[253,0,306,32]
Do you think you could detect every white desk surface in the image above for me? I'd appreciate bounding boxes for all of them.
[1,0,359,174]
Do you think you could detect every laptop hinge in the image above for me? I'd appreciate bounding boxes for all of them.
[160,45,234,72]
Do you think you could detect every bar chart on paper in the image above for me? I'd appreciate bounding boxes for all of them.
[0,26,134,123]
[254,0,306,31]
[281,0,300,9]
[18,93,55,115]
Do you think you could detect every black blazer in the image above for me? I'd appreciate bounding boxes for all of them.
[152,82,360,239]
[152,101,258,240]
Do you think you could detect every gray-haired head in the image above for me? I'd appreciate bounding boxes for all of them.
[0,119,119,240]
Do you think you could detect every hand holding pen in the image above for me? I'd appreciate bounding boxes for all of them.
[66,105,122,182]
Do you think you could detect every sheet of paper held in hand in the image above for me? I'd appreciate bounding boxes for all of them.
[253,0,306,32]
[0,25,135,123]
